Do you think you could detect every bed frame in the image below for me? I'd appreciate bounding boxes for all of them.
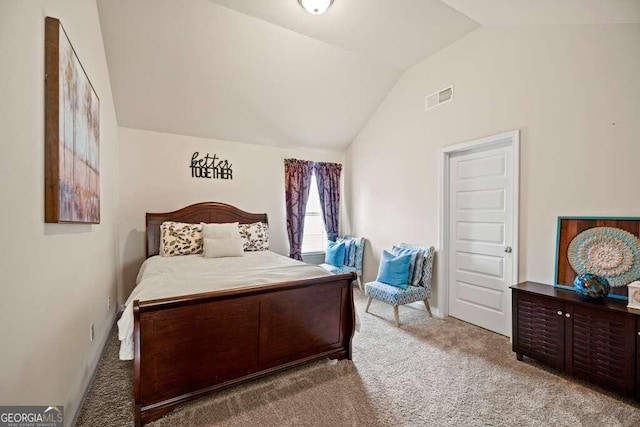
[134,202,356,425]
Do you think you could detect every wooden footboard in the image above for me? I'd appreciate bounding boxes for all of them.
[133,272,356,426]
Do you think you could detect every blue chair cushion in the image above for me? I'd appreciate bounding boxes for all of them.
[376,250,411,289]
[325,240,346,267]
[319,263,357,275]
[365,281,428,306]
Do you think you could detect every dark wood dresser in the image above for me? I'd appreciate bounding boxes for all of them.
[511,281,640,398]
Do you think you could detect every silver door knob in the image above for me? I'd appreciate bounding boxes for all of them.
[504,246,512,253]
[557,311,563,316]
[565,313,571,318]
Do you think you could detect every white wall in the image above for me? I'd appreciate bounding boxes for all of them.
[346,24,640,314]
[118,128,343,301]
[0,1,119,425]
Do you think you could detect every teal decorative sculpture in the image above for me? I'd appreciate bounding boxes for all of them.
[573,273,611,301]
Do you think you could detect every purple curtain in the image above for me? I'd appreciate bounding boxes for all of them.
[284,159,314,260]
[314,162,342,242]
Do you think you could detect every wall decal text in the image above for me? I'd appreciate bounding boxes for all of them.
[190,152,233,180]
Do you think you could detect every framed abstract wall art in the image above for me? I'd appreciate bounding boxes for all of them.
[45,17,100,223]
[555,217,640,300]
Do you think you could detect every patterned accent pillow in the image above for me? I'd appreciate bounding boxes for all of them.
[396,243,435,289]
[346,237,365,272]
[160,222,203,256]
[238,222,269,251]
[334,238,354,266]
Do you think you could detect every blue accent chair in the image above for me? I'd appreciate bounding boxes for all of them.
[365,245,435,326]
[319,236,365,290]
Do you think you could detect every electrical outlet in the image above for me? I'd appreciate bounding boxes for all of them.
[107,296,111,311]
[89,323,95,342]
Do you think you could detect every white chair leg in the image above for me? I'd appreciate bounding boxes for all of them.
[356,275,363,291]
[394,305,400,327]
[365,296,373,313]
[423,298,433,318]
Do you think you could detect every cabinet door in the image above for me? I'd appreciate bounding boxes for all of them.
[513,291,565,370]
[565,303,636,396]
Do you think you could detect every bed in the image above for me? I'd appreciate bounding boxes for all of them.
[123,202,356,426]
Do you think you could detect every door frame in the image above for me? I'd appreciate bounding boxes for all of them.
[438,130,520,336]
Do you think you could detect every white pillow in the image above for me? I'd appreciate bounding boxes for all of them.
[201,222,240,239]
[203,238,244,258]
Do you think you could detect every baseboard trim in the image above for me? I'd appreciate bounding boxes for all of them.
[404,301,443,319]
[69,309,121,427]
[430,307,443,318]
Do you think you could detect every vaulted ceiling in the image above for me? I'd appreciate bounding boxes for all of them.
[97,0,477,150]
[441,0,640,25]
[208,0,479,70]
[97,0,640,151]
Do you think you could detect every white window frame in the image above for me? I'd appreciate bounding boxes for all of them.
[301,174,327,255]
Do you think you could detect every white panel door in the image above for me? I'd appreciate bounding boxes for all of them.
[448,144,514,336]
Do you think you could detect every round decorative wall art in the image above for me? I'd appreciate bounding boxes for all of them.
[568,227,640,287]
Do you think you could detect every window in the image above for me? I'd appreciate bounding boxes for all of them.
[302,174,327,253]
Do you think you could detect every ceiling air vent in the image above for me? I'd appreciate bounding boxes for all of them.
[425,85,453,111]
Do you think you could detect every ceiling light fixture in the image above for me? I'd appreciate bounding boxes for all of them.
[298,0,334,15]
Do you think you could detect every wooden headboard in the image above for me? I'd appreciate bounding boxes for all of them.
[145,202,269,258]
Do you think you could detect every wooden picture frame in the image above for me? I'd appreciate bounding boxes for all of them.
[45,17,100,223]
[555,216,640,300]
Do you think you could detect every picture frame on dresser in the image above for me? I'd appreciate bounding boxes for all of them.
[627,281,640,309]
[554,216,640,300]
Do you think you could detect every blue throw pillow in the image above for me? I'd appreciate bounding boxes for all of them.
[376,250,411,289]
[392,246,425,287]
[325,240,346,267]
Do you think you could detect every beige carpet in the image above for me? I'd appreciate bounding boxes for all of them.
[76,291,640,426]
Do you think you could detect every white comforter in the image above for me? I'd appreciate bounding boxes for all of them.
[118,251,355,360]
